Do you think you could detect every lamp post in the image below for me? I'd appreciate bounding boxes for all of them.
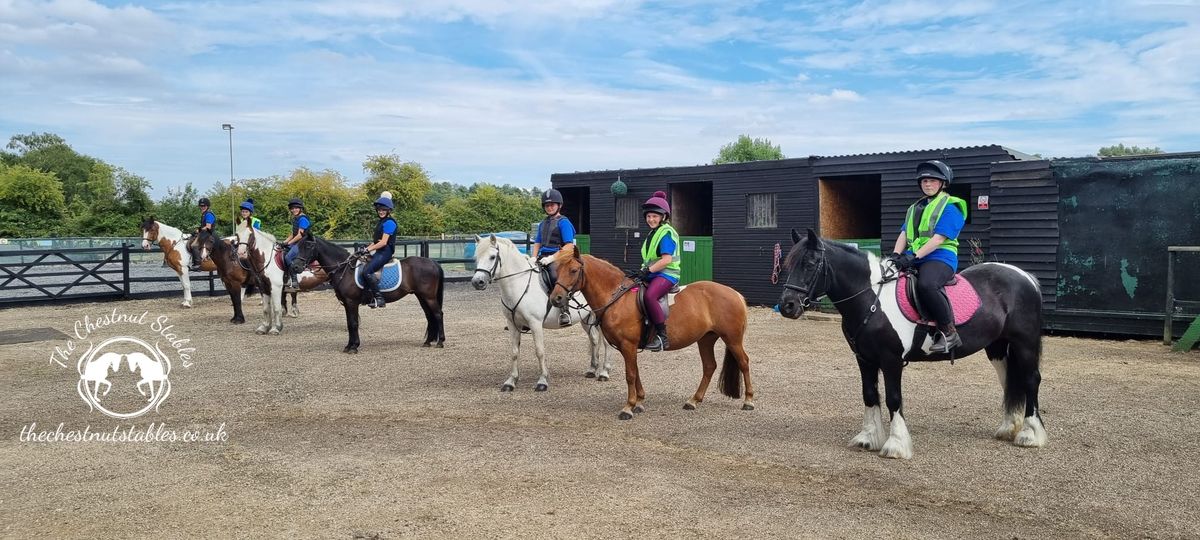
[222,123,235,235]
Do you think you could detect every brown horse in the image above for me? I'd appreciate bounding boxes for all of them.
[545,245,754,419]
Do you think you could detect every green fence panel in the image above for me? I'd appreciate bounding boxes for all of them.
[679,236,712,285]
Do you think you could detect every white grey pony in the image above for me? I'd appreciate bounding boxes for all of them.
[470,235,609,391]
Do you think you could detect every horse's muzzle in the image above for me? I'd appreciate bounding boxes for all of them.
[778,295,805,320]
[470,274,488,291]
[549,292,568,309]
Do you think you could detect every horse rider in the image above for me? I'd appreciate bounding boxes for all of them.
[189,196,217,271]
[354,192,397,309]
[531,188,576,326]
[239,198,261,230]
[889,160,968,353]
[281,198,310,293]
[638,190,681,352]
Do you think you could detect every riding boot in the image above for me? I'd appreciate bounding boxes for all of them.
[558,305,572,326]
[647,322,669,352]
[930,322,962,353]
[362,274,381,308]
[283,267,299,293]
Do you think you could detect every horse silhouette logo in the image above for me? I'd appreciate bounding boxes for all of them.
[76,336,173,419]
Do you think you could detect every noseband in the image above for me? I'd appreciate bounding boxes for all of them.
[473,248,537,283]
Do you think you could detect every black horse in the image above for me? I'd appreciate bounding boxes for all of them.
[290,235,446,352]
[190,229,297,324]
[778,229,1046,459]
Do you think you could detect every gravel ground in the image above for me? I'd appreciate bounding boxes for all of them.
[2,282,1198,539]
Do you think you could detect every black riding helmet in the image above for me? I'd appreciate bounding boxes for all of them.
[198,197,211,207]
[916,160,954,186]
[541,189,564,207]
[288,198,305,210]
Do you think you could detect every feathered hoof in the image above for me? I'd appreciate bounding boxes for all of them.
[534,383,548,392]
[1014,416,1047,448]
[879,437,913,459]
[617,411,634,420]
[500,384,515,392]
[741,402,756,411]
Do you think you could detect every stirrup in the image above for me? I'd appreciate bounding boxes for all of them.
[559,312,572,326]
[283,281,299,293]
[645,335,667,352]
[374,294,387,308]
[930,332,961,353]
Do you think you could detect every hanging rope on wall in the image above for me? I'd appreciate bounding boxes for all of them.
[771,242,782,284]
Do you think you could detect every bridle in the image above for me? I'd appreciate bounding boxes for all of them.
[474,246,538,283]
[782,245,878,308]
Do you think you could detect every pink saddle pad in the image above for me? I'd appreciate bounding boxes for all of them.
[896,273,981,326]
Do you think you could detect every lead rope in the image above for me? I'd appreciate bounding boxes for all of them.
[771,243,782,284]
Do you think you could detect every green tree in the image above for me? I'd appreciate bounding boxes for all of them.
[154,183,201,230]
[443,184,542,234]
[1098,144,1164,157]
[712,135,785,164]
[425,181,469,206]
[6,133,98,206]
[0,163,66,237]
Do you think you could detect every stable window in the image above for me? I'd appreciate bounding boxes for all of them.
[615,197,639,229]
[746,193,777,228]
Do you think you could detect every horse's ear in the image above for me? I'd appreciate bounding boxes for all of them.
[790,228,801,245]
[489,233,496,242]
[805,228,821,249]
[474,234,482,243]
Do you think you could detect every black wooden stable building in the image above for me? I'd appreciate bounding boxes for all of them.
[551,146,1200,338]
[551,145,1029,308]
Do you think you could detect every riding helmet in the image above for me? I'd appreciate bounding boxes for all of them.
[541,189,564,207]
[198,197,211,207]
[642,191,671,217]
[288,197,305,209]
[916,160,954,186]
[374,191,395,210]
[239,198,255,212]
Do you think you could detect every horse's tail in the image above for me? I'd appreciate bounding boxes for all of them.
[718,347,742,399]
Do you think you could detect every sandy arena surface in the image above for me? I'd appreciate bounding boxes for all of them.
[2,282,1198,539]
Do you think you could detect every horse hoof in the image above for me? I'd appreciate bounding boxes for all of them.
[500,384,515,392]
[230,318,244,324]
[618,411,634,420]
[632,404,646,414]
[422,342,431,348]
[741,403,755,411]
[347,348,358,354]
[584,372,596,379]
[268,328,281,336]
[181,303,192,308]
[534,383,548,392]
[255,328,266,335]
[683,402,697,411]
[436,342,444,349]
[597,375,609,382]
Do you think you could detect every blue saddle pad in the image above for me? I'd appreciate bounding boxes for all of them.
[354,259,402,292]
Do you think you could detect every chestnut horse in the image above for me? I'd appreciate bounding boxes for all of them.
[545,245,754,419]
[139,218,215,308]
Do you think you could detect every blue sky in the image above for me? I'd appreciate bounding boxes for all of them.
[2,0,1198,197]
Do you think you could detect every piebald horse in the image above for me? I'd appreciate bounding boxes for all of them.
[545,244,754,420]
[470,234,609,392]
[139,218,214,308]
[778,229,1047,459]
[235,225,286,335]
[190,229,308,323]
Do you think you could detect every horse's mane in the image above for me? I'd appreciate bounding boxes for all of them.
[784,237,868,271]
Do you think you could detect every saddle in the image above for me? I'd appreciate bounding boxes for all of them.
[896,272,980,326]
[354,259,403,293]
[635,282,683,350]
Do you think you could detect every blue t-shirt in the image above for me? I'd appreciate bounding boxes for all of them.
[296,215,311,231]
[381,219,396,235]
[536,217,576,255]
[901,203,965,271]
[202,211,216,225]
[650,233,679,284]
